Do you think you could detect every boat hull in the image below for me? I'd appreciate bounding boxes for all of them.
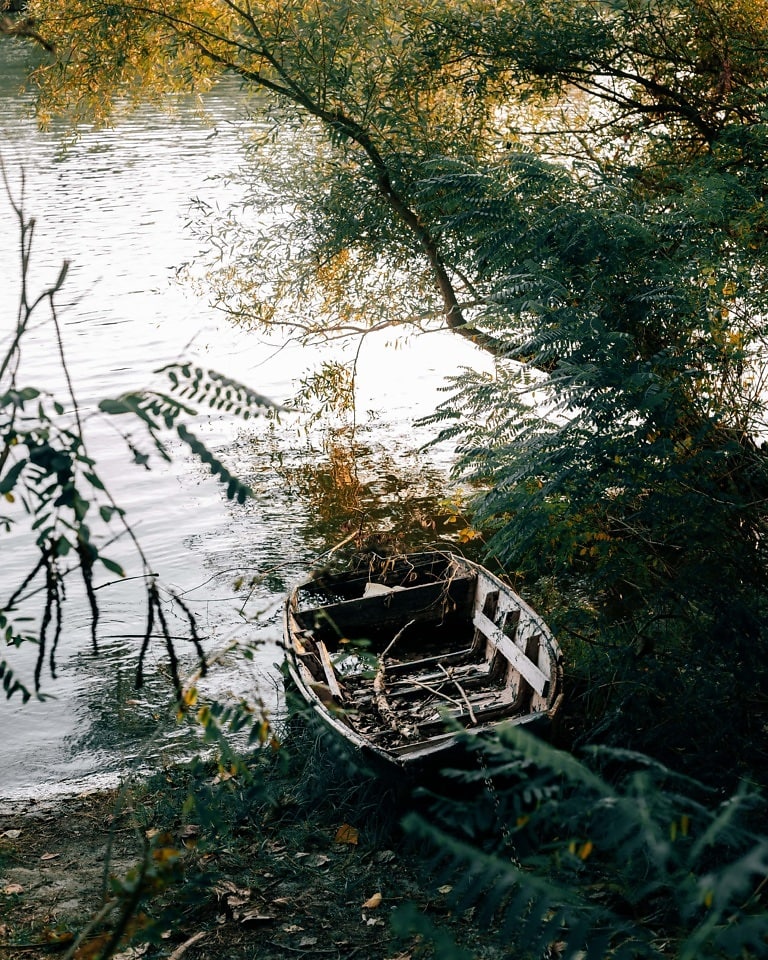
[283,551,563,771]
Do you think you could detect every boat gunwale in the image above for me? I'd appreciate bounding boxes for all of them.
[283,550,563,768]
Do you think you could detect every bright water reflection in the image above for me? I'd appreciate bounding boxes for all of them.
[0,40,487,801]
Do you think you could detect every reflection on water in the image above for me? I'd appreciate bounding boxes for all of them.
[259,423,456,556]
[0,39,486,801]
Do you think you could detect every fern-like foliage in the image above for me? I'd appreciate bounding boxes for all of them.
[398,728,768,960]
[99,364,280,503]
[414,107,768,782]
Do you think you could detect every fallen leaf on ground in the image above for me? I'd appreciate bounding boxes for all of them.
[239,911,276,925]
[41,852,59,861]
[335,823,359,845]
[362,892,383,909]
[3,883,23,895]
[1,829,21,840]
[308,853,330,867]
[438,884,453,894]
[112,945,150,959]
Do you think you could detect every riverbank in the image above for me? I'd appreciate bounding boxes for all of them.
[0,729,496,960]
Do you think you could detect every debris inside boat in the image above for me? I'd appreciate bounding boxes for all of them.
[284,551,563,769]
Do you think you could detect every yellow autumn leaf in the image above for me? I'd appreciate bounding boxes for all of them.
[256,719,270,744]
[362,892,383,909]
[152,845,181,864]
[334,823,359,845]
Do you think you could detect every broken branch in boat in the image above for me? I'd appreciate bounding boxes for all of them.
[381,618,417,659]
[438,663,478,725]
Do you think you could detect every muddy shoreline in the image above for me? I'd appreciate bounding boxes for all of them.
[0,750,497,960]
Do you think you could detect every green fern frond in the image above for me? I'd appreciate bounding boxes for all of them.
[407,729,768,960]
[157,363,282,417]
[0,657,32,702]
[176,425,251,504]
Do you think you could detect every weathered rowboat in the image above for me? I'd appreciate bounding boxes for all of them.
[283,551,563,770]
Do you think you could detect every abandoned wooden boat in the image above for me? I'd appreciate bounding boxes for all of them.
[283,551,563,770]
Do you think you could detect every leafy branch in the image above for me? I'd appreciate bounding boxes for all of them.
[400,728,768,960]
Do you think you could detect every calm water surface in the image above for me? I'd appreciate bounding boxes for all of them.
[0,41,486,800]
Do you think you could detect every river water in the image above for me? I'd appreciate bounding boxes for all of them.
[0,40,486,800]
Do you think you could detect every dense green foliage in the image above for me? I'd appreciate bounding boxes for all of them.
[21,6,765,726]
[413,1,768,773]
[401,727,768,959]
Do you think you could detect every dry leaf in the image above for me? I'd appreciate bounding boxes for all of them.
[299,937,318,947]
[240,911,276,925]
[215,881,242,895]
[227,895,251,910]
[362,892,383,910]
[438,884,453,895]
[334,823,359,845]
[308,853,330,867]
[112,945,150,959]
[40,852,59,861]
[1,829,21,840]
[3,883,23,895]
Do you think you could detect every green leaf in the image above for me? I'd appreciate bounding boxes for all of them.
[98,397,137,416]
[175,424,252,502]
[56,536,72,557]
[83,471,106,491]
[0,458,27,495]
[99,556,125,577]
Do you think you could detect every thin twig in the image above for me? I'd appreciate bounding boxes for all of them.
[406,676,463,709]
[439,664,478,724]
[61,899,119,960]
[381,618,417,659]
[168,931,208,960]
